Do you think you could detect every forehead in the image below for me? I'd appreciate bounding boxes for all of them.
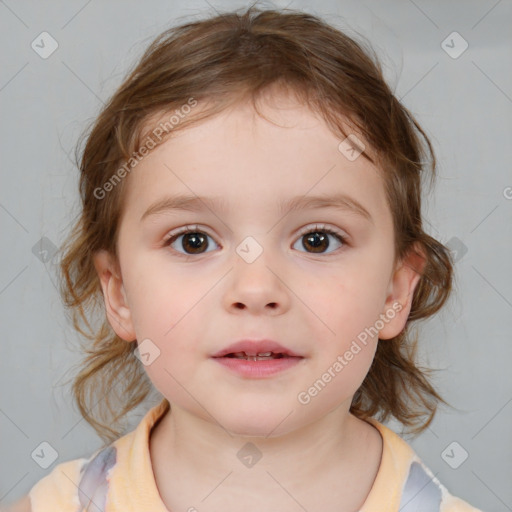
[121,96,390,224]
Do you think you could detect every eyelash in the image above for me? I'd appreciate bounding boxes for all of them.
[162,223,348,258]
[296,224,348,251]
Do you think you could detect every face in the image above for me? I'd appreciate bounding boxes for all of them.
[94,93,422,437]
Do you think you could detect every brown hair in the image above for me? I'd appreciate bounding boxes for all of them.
[59,4,453,445]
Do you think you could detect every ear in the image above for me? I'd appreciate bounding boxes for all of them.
[92,250,136,342]
[378,243,426,340]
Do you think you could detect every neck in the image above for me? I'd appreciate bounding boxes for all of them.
[149,402,383,511]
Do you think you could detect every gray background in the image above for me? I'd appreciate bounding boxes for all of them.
[1,0,511,509]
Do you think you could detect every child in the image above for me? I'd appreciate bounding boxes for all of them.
[6,5,482,511]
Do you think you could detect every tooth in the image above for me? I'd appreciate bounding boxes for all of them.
[226,350,286,360]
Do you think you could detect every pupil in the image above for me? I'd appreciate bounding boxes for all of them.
[304,232,328,253]
[184,233,206,253]
[181,231,330,254]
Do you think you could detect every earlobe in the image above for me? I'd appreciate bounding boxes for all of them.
[378,243,426,340]
[93,250,137,342]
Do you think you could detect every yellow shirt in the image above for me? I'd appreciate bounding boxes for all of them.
[27,399,482,511]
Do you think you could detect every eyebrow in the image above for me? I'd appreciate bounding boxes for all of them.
[140,193,373,223]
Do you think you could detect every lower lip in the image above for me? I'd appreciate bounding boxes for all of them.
[212,356,303,378]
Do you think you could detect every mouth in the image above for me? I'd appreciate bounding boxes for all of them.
[212,351,303,378]
[221,351,298,360]
[211,339,303,359]
[211,340,304,378]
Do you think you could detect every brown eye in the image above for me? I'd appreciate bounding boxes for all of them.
[180,232,208,254]
[164,229,218,255]
[302,231,330,253]
[163,224,346,258]
[293,226,346,255]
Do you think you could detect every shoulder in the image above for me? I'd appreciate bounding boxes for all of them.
[440,494,484,511]
[8,400,168,512]
[24,445,117,512]
[365,420,483,512]
[21,443,116,512]
[0,455,89,512]
[398,459,483,511]
[1,495,31,512]
[26,456,91,511]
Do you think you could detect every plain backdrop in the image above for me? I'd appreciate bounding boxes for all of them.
[1,0,511,509]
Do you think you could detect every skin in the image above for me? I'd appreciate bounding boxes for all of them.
[93,91,424,511]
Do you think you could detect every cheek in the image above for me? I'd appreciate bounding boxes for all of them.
[296,335,377,416]
[122,255,196,338]
[299,282,381,410]
[310,267,390,344]
[130,285,207,404]
[123,257,214,351]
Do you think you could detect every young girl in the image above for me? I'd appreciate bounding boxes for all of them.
[7,5,481,511]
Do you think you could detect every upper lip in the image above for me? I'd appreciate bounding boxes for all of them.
[212,339,303,358]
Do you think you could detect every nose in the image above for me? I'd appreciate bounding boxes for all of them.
[222,245,291,315]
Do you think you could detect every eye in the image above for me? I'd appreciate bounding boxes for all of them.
[163,225,219,256]
[163,223,347,257]
[292,224,346,254]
